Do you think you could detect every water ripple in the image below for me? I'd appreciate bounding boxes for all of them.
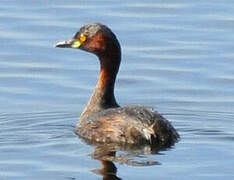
[1,0,234,179]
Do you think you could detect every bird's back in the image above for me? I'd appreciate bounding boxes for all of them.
[76,105,179,146]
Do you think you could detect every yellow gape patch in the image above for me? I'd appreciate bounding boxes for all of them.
[72,34,87,48]
[72,40,82,48]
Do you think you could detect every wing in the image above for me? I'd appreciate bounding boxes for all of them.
[76,105,179,145]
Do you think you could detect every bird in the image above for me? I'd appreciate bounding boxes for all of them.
[55,23,179,146]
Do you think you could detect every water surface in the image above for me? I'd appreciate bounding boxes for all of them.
[1,0,234,179]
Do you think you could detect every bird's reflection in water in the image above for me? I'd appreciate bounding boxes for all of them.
[87,141,173,180]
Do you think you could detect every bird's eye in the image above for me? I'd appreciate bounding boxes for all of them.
[79,34,87,42]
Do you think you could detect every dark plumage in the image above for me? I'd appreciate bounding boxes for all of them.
[55,23,179,146]
[76,105,179,146]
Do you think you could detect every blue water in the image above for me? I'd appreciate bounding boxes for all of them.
[1,0,234,179]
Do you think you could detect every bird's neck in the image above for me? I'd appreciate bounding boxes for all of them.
[80,54,121,122]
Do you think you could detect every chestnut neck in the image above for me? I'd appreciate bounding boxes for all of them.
[80,49,121,122]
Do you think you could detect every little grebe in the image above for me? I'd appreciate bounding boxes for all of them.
[55,23,179,146]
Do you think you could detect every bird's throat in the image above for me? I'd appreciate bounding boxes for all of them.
[80,56,120,122]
